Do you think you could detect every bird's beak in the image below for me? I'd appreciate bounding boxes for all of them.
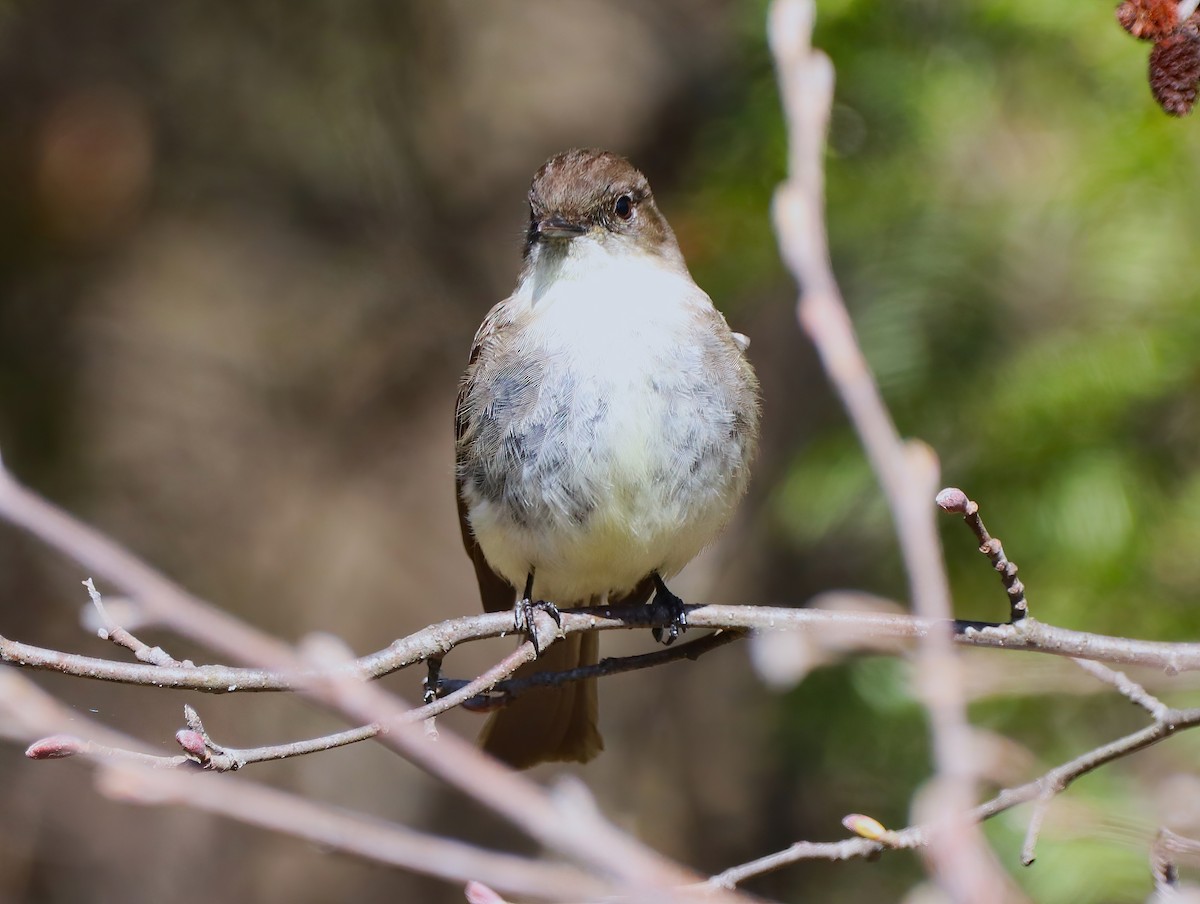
[537,215,587,239]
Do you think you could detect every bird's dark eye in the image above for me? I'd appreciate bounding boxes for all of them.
[614,194,634,220]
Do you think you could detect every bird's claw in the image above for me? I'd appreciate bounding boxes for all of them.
[650,578,688,645]
[515,598,561,656]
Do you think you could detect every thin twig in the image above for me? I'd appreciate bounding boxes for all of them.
[936,487,1027,621]
[1,665,714,902]
[82,578,187,667]
[291,632,713,900]
[938,485,1183,866]
[706,838,886,888]
[1071,657,1170,721]
[447,630,744,710]
[708,702,1200,887]
[939,487,1192,867]
[0,452,301,668]
[5,663,616,902]
[26,733,192,768]
[138,633,741,772]
[1019,793,1054,867]
[172,704,381,771]
[184,720,383,771]
[1004,706,1200,866]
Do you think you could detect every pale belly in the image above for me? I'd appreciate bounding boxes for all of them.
[462,346,752,603]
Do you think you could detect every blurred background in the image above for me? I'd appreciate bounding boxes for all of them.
[1,0,1199,901]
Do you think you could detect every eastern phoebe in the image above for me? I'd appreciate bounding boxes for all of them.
[455,148,760,768]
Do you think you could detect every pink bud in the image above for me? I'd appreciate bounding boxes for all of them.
[175,729,207,757]
[25,735,82,759]
[935,487,969,513]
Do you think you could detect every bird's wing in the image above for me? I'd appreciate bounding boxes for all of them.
[455,302,520,614]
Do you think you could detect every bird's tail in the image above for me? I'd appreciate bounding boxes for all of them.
[478,631,602,769]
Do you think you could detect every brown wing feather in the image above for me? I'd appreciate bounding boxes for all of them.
[455,326,518,614]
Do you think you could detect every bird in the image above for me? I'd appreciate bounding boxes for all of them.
[454,148,760,768]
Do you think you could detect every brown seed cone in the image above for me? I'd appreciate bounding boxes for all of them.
[1150,21,1200,115]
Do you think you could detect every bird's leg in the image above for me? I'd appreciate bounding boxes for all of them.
[514,570,561,656]
[650,572,688,645]
[422,655,444,704]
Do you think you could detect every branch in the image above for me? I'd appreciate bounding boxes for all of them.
[97,764,617,903]
[767,2,1005,898]
[7,601,1200,695]
[443,629,744,710]
[1,667,617,902]
[171,704,381,771]
[26,628,740,774]
[82,577,188,667]
[288,632,716,897]
[1069,658,1169,721]
[937,488,1027,622]
[944,485,1200,869]
[0,456,747,901]
[707,487,1200,889]
[23,599,1200,780]
[0,445,299,668]
[708,698,1200,887]
[8,648,751,903]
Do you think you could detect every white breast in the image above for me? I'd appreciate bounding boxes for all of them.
[466,237,751,603]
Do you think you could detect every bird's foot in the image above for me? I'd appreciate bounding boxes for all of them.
[650,574,688,645]
[514,597,561,657]
[422,656,444,704]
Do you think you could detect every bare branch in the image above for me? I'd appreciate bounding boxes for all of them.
[1071,657,1170,721]
[767,1,1007,898]
[82,577,188,667]
[445,629,744,711]
[937,487,1028,621]
[26,733,191,768]
[84,633,742,772]
[706,838,885,889]
[172,704,379,771]
[19,610,1196,786]
[0,451,300,667]
[96,764,620,903]
[290,632,714,898]
[708,701,1200,887]
[7,601,1200,701]
[0,459,749,900]
[3,664,735,902]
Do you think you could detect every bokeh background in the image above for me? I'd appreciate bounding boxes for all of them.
[1,0,1199,901]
